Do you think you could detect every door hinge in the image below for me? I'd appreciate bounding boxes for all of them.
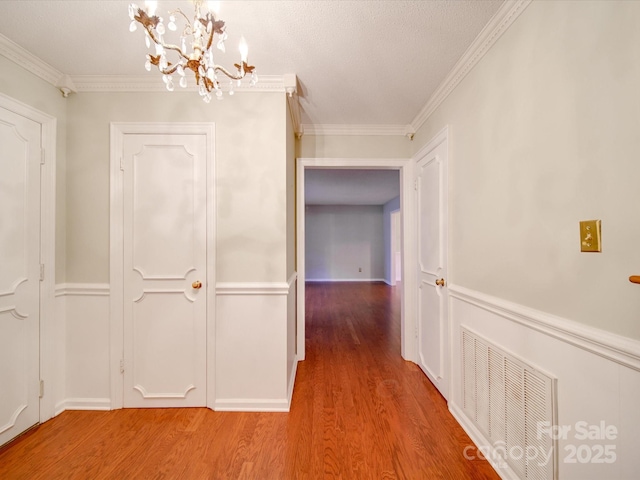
[40,264,45,281]
[414,179,418,191]
[120,359,125,374]
[39,379,44,398]
[40,149,45,165]
[120,157,124,171]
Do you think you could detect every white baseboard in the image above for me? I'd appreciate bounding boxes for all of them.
[287,356,299,408]
[214,398,290,412]
[56,398,112,412]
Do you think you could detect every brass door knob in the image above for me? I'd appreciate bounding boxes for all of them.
[435,278,445,287]
[192,281,202,289]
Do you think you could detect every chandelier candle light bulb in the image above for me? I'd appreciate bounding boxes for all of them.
[144,0,157,16]
[128,0,256,101]
[208,1,221,15]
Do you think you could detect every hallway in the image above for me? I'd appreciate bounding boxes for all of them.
[0,282,498,479]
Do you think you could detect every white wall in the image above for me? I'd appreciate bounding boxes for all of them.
[305,205,385,281]
[66,91,288,284]
[299,134,411,159]
[413,0,640,340]
[409,1,640,477]
[383,196,401,284]
[0,58,297,413]
[58,91,294,410]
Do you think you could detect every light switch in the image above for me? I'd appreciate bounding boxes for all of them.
[580,220,601,253]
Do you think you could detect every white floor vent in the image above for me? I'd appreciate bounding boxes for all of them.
[462,328,557,480]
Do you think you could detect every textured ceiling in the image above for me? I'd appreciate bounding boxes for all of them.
[0,0,503,126]
[305,169,399,205]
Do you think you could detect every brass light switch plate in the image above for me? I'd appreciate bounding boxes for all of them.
[580,220,601,252]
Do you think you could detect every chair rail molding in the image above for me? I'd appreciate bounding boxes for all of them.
[55,283,110,297]
[216,273,297,296]
[448,284,640,372]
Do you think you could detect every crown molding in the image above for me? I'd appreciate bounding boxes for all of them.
[0,33,63,86]
[409,0,532,132]
[70,74,288,93]
[301,124,414,137]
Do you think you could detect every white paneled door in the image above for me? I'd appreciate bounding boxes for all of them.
[122,132,208,407]
[416,130,449,400]
[0,107,41,445]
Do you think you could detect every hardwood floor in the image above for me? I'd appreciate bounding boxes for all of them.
[0,282,499,479]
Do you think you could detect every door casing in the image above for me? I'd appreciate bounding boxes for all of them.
[109,123,216,410]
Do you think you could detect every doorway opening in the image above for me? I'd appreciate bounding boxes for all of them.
[296,158,416,363]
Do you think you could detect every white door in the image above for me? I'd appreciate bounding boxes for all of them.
[122,133,208,408]
[0,107,41,445]
[416,133,449,399]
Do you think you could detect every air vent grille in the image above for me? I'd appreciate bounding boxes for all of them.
[462,328,557,480]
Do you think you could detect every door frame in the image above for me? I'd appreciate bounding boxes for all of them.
[109,123,216,409]
[0,93,57,424]
[296,158,417,362]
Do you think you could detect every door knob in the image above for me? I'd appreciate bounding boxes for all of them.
[192,281,202,289]
[435,278,445,287]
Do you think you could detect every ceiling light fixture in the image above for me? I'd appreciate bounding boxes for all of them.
[128,0,257,103]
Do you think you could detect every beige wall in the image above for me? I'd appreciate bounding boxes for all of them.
[298,134,411,158]
[65,91,287,283]
[0,56,68,283]
[412,0,640,339]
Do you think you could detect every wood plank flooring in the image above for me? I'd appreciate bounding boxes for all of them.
[0,282,499,479]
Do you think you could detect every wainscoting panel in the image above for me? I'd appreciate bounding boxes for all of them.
[57,279,298,414]
[286,274,298,406]
[215,276,298,412]
[449,285,640,480]
[53,291,67,416]
[56,284,111,411]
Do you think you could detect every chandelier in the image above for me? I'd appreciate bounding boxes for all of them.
[128,0,257,102]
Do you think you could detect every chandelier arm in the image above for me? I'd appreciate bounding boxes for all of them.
[159,64,181,76]
[162,42,190,61]
[171,8,192,29]
[143,25,190,62]
[214,65,244,81]
[205,21,215,51]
